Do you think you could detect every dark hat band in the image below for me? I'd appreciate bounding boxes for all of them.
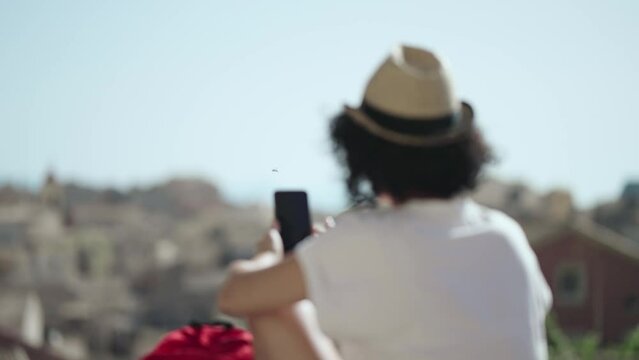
[360,101,460,136]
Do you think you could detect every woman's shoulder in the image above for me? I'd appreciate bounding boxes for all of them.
[336,200,402,223]
[474,204,527,238]
[296,206,392,258]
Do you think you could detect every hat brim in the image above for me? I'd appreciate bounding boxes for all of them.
[343,101,474,147]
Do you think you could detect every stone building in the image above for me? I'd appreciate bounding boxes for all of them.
[530,220,639,343]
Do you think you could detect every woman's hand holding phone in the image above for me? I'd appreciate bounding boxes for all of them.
[255,226,284,259]
[311,216,336,237]
[254,216,335,259]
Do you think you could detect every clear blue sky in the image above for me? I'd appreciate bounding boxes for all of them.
[1,0,638,211]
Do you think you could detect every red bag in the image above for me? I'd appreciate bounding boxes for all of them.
[141,321,254,360]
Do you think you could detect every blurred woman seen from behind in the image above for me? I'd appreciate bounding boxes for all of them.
[218,45,552,360]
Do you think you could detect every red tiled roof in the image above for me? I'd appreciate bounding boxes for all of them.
[527,218,639,262]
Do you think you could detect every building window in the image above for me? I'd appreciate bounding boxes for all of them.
[555,263,587,306]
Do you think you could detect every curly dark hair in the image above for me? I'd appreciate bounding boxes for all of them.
[330,111,494,204]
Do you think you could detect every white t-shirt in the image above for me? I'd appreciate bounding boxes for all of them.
[295,196,552,360]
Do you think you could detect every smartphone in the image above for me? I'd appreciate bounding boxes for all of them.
[274,191,312,253]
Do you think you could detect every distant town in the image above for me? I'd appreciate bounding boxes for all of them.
[1,173,637,359]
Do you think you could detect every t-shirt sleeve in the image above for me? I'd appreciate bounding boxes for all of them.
[294,227,351,336]
[293,215,386,338]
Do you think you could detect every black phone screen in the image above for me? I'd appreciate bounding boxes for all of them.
[274,191,312,253]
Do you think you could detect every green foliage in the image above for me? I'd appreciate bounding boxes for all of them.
[547,314,579,360]
[617,326,639,360]
[547,314,639,360]
[572,334,600,360]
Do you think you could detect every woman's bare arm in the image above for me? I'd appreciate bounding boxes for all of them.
[217,230,307,316]
[218,224,342,360]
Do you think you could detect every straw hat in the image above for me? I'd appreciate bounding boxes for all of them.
[344,45,474,146]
